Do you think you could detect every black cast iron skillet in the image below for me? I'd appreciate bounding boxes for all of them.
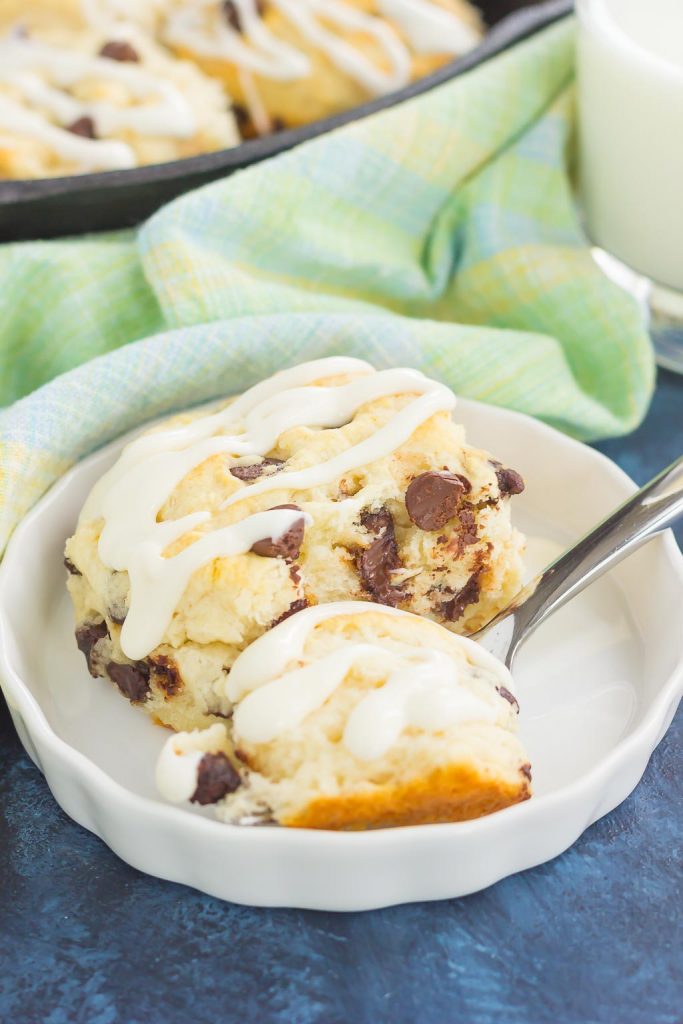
[0,0,572,242]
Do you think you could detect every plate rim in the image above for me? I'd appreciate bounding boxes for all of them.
[1,395,682,865]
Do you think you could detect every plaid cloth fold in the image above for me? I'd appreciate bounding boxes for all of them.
[0,19,654,554]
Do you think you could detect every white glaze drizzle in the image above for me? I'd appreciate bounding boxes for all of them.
[81,0,167,35]
[82,358,455,662]
[270,0,411,96]
[0,36,197,170]
[219,384,453,512]
[228,602,513,761]
[114,506,311,661]
[157,748,204,803]
[0,93,135,170]
[156,722,228,803]
[163,0,478,98]
[164,0,311,81]
[378,0,480,55]
[237,65,272,136]
[81,356,375,523]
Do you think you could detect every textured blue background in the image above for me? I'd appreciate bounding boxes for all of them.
[1,371,681,1024]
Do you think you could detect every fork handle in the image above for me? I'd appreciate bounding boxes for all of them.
[476,454,683,667]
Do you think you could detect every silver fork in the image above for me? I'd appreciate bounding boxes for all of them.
[474,455,683,668]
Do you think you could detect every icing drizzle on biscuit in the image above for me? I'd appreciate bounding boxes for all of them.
[156,722,228,803]
[0,35,196,171]
[227,602,512,760]
[161,0,480,114]
[81,358,456,660]
[81,0,480,136]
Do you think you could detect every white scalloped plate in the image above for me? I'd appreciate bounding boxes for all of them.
[1,399,682,910]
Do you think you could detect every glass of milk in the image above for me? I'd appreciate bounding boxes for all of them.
[577,0,683,373]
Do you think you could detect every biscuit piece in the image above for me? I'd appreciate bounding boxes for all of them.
[0,4,238,178]
[161,0,483,134]
[0,0,483,174]
[65,357,525,733]
[156,604,531,829]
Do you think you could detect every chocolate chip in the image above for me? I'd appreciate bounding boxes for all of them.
[149,654,182,697]
[230,458,284,482]
[223,0,265,32]
[99,40,139,62]
[405,472,466,531]
[498,685,519,712]
[360,508,392,535]
[520,762,532,782]
[441,570,481,622]
[271,597,309,627]
[457,508,478,546]
[191,753,241,805]
[251,504,305,560]
[271,116,286,133]
[442,468,472,494]
[64,556,81,576]
[67,116,97,139]
[356,508,403,607]
[75,621,109,676]
[106,661,150,703]
[496,467,525,497]
[438,508,478,558]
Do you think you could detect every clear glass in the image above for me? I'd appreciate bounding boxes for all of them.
[576,0,683,373]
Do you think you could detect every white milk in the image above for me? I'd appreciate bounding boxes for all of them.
[578,0,683,291]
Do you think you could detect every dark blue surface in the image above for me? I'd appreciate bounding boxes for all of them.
[1,371,681,1024]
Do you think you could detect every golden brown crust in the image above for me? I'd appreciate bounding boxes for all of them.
[281,762,531,830]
